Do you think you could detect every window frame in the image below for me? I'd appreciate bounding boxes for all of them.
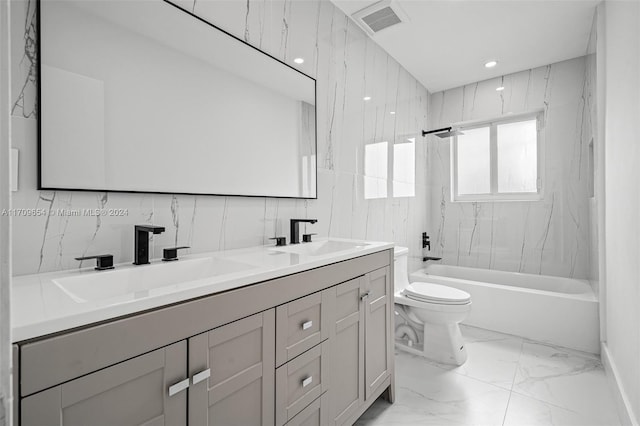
[363,136,417,200]
[451,111,544,202]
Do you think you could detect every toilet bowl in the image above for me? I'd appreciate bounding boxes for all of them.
[393,246,471,365]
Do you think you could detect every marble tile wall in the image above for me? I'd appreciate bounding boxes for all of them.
[586,13,599,290]
[9,0,430,276]
[427,57,592,279]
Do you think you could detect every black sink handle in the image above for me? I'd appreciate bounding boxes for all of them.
[162,246,190,262]
[269,237,287,247]
[75,254,114,271]
[302,233,317,243]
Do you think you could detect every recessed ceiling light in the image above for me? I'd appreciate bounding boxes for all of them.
[485,60,498,68]
[363,96,372,101]
[496,86,505,91]
[293,57,304,64]
[390,111,396,115]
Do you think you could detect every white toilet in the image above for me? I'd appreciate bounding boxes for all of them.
[393,246,472,365]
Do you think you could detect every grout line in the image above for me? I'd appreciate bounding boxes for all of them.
[501,389,514,426]
[403,349,514,394]
[502,337,525,426]
[508,389,585,414]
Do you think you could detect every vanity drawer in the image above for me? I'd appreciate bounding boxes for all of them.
[275,341,329,426]
[285,392,328,426]
[276,291,329,366]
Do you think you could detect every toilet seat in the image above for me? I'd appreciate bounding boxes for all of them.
[403,282,471,305]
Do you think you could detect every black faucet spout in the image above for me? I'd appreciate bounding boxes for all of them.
[290,219,318,244]
[136,225,165,234]
[134,225,165,265]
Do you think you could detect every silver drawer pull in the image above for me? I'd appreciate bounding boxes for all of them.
[302,320,313,330]
[168,378,190,396]
[302,376,313,388]
[192,368,211,385]
[360,291,371,301]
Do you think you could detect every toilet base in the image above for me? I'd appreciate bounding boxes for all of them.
[395,322,468,366]
[423,322,467,366]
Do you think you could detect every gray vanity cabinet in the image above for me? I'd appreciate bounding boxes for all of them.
[327,266,393,426]
[327,277,365,425]
[21,341,188,426]
[20,311,275,426]
[15,249,394,426]
[188,310,275,426]
[363,267,393,401]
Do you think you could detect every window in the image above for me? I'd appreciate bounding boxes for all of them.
[393,138,415,197]
[364,142,388,199]
[452,112,542,201]
[364,138,416,200]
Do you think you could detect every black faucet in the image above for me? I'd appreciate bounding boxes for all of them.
[290,219,317,244]
[134,225,165,265]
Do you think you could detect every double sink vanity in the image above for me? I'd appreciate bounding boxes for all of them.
[12,231,395,426]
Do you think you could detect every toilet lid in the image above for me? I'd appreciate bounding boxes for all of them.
[403,282,471,305]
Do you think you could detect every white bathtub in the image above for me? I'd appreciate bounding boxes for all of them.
[410,264,600,354]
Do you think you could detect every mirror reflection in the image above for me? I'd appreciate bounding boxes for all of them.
[39,0,317,198]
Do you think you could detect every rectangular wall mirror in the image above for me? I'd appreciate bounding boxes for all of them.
[39,0,317,198]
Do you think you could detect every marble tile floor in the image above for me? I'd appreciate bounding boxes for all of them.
[356,325,620,426]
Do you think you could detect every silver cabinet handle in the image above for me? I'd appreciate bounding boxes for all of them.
[360,291,371,301]
[168,378,190,396]
[192,368,211,385]
[302,376,313,388]
[302,320,313,330]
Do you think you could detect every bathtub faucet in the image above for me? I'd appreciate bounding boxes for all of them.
[423,256,442,262]
[422,232,431,250]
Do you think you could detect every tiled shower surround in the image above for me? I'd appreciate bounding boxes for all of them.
[427,57,593,279]
[10,0,429,276]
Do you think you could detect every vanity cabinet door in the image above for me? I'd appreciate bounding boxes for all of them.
[327,277,365,425]
[21,341,187,426]
[188,310,275,426]
[364,267,392,401]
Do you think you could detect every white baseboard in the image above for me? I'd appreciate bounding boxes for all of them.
[601,343,638,426]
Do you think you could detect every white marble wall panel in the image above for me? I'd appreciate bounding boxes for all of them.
[586,13,599,291]
[428,57,592,279]
[10,0,429,276]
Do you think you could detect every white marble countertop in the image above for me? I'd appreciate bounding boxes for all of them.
[11,238,393,343]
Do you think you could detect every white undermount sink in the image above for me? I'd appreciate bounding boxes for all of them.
[53,257,255,303]
[272,240,369,256]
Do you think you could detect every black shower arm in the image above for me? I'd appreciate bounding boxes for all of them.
[422,127,452,137]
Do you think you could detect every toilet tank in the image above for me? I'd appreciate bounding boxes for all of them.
[393,246,411,292]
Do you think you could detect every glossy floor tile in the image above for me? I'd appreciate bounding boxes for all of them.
[356,325,620,426]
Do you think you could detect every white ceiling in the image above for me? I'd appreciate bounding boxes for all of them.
[331,0,599,92]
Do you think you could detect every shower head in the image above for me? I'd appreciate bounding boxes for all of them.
[421,127,464,139]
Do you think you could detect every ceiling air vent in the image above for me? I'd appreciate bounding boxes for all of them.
[352,0,408,36]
